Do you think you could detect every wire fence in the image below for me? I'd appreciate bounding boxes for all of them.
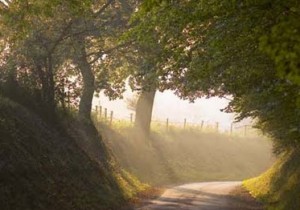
[92,105,262,137]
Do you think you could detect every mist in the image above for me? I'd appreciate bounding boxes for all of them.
[93,90,274,186]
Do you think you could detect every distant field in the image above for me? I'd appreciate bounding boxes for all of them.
[100,124,275,186]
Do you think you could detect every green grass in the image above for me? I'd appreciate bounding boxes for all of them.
[244,149,300,210]
[94,115,262,138]
[99,124,274,186]
[0,96,147,210]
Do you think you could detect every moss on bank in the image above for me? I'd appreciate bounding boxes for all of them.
[244,149,300,210]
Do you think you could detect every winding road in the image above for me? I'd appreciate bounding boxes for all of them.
[137,182,263,210]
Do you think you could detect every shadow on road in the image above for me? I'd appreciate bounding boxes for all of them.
[137,182,264,210]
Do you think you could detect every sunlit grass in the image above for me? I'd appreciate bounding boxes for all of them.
[244,150,300,210]
[114,169,150,199]
[97,118,274,186]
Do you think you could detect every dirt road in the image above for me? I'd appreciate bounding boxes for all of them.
[137,182,263,210]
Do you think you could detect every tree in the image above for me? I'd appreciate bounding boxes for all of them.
[0,0,136,121]
[128,54,159,136]
[72,35,95,120]
[122,16,168,136]
[0,1,79,118]
[66,0,136,121]
[130,0,300,151]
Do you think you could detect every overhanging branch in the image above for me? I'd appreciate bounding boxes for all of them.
[88,41,132,64]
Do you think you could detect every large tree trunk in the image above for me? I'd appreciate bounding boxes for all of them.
[134,88,156,136]
[74,36,95,121]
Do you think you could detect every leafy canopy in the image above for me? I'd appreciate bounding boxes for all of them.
[130,0,300,150]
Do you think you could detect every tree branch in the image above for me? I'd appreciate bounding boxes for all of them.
[94,0,115,17]
[0,1,8,10]
[88,41,132,64]
[48,20,74,54]
[0,0,12,8]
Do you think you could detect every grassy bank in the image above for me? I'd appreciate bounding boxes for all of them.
[244,149,300,210]
[100,125,274,186]
[0,97,147,210]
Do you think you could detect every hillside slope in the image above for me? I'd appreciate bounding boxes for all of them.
[0,97,145,210]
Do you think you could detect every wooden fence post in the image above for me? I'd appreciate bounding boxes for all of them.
[104,108,107,121]
[95,106,98,123]
[184,118,187,129]
[166,118,169,131]
[201,120,204,130]
[99,106,102,119]
[110,111,113,125]
[130,113,133,124]
[230,123,233,136]
[216,122,219,132]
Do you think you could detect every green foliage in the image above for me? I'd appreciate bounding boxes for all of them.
[0,0,94,38]
[0,0,136,119]
[244,149,300,210]
[131,0,300,152]
[259,6,300,84]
